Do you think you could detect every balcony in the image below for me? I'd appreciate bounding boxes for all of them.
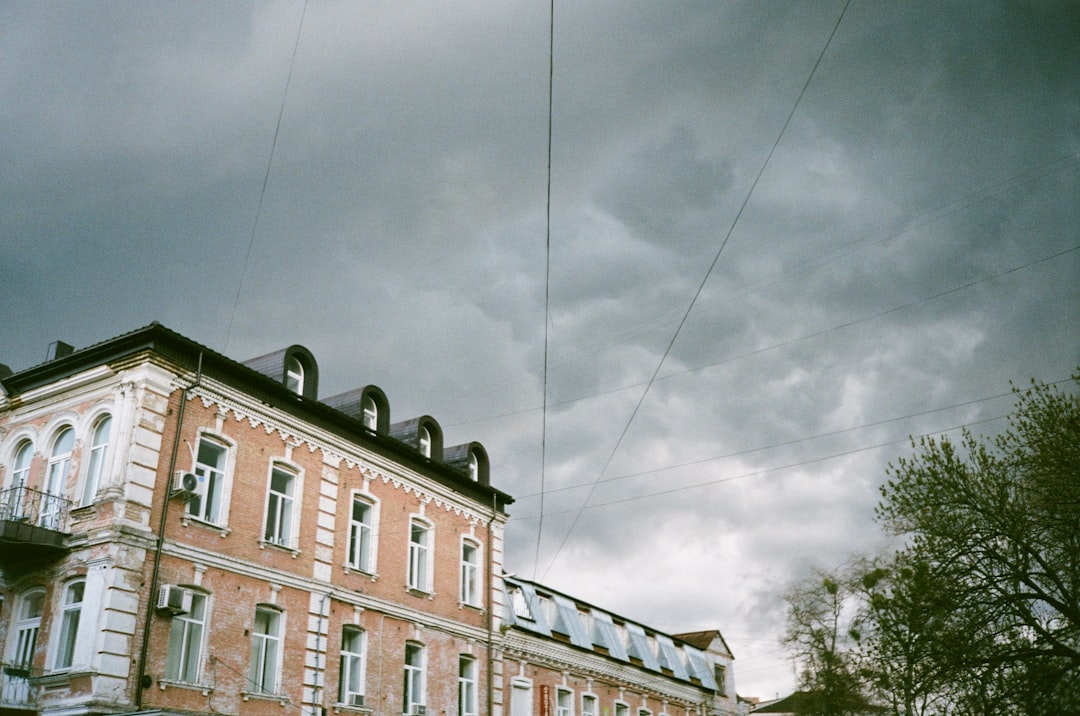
[0,661,36,712]
[0,486,72,569]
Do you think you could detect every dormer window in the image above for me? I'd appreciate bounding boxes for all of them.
[285,356,304,395]
[467,452,479,481]
[418,426,431,458]
[361,395,378,431]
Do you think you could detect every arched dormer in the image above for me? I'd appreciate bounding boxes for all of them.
[323,385,390,435]
[443,442,490,485]
[389,416,443,461]
[242,345,319,399]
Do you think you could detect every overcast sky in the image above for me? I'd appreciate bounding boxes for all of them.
[2,0,1078,699]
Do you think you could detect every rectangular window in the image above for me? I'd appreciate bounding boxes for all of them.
[54,581,84,670]
[348,496,374,572]
[249,606,281,694]
[460,540,480,606]
[339,627,366,706]
[714,664,727,695]
[556,688,573,716]
[166,592,207,683]
[581,695,597,716]
[264,466,295,546]
[458,656,477,716]
[615,703,629,716]
[403,643,425,714]
[407,520,431,592]
[190,438,227,524]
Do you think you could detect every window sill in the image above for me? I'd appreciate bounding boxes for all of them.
[241,690,289,705]
[459,601,484,613]
[259,539,301,557]
[333,702,372,714]
[180,516,231,537]
[405,586,435,600]
[158,678,213,696]
[343,565,379,581]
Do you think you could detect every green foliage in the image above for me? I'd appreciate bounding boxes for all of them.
[782,374,1080,716]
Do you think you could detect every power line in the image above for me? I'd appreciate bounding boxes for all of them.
[535,0,854,580]
[224,0,308,352]
[534,0,556,581]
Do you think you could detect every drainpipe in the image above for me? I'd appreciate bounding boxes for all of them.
[311,591,331,716]
[486,492,497,716]
[134,353,202,709]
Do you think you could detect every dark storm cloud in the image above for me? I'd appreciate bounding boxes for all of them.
[2,0,1078,697]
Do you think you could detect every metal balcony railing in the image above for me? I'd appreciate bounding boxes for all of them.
[0,486,72,533]
[0,660,36,709]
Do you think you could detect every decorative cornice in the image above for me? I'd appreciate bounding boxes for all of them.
[187,387,503,526]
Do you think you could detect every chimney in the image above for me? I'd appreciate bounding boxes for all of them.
[47,340,75,361]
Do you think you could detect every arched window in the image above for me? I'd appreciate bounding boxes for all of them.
[285,356,305,395]
[13,588,44,672]
[7,440,33,520]
[361,394,378,431]
[418,426,431,458]
[81,415,112,505]
[42,427,73,528]
[467,452,479,481]
[54,579,85,670]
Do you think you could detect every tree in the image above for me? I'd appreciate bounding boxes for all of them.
[782,567,872,716]
[876,375,1080,714]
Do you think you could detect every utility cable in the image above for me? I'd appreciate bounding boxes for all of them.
[224,0,308,351]
[539,0,852,580]
[533,0,556,580]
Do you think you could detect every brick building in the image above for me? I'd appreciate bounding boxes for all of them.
[0,324,736,716]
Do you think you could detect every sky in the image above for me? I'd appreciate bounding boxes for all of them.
[2,0,1078,699]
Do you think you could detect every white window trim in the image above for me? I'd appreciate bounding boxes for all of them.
[406,517,434,593]
[458,655,478,716]
[361,395,378,431]
[164,590,209,685]
[80,414,112,506]
[338,626,367,707]
[556,687,574,716]
[459,537,482,608]
[50,579,85,672]
[581,693,599,716]
[261,461,302,551]
[346,491,380,575]
[403,642,426,713]
[247,605,284,696]
[186,431,236,528]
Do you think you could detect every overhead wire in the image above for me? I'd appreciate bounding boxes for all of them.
[223,0,309,352]
[538,0,854,580]
[534,0,555,580]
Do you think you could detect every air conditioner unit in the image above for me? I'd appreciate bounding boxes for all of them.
[172,471,199,496]
[412,706,426,716]
[157,584,193,615]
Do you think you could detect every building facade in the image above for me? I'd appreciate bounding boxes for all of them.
[0,324,735,716]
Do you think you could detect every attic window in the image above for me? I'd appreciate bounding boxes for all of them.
[285,356,304,395]
[510,588,533,621]
[361,395,378,431]
[418,426,431,458]
[467,452,479,481]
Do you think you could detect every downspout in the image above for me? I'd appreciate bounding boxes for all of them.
[311,591,331,716]
[135,353,203,709]
[486,491,497,716]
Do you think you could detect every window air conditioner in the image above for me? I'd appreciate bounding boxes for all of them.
[172,471,199,496]
[157,584,193,615]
